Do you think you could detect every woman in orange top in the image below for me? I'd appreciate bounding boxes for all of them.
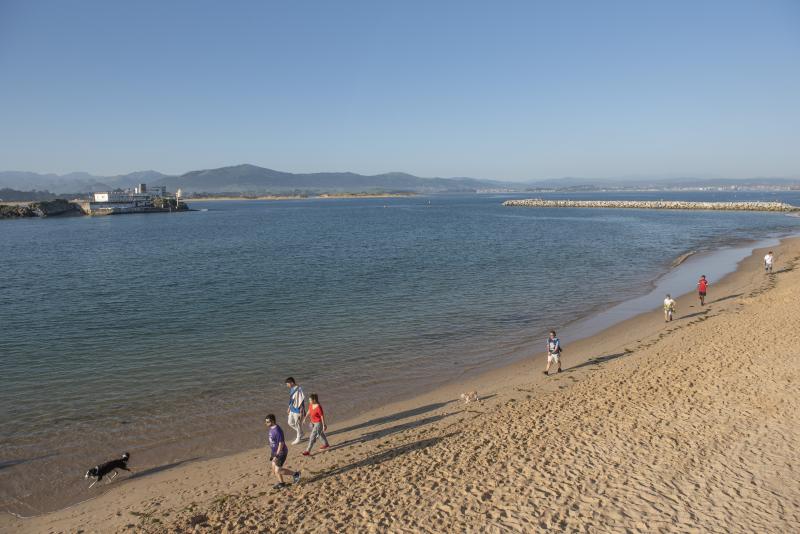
[697,275,709,306]
[302,393,330,456]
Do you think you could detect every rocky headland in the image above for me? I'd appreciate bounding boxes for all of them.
[1,198,191,218]
[0,199,86,219]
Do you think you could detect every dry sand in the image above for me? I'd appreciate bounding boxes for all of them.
[3,238,799,533]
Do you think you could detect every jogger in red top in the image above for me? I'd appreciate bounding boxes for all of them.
[302,393,330,456]
[697,275,709,306]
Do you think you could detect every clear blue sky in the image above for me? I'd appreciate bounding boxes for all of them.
[1,1,798,180]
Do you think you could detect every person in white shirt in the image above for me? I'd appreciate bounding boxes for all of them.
[764,251,774,274]
[285,377,306,444]
[544,330,563,376]
[663,294,676,322]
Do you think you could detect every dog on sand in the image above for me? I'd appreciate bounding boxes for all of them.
[85,452,131,489]
[460,391,479,404]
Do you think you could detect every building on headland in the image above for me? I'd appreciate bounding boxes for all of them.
[87,183,185,215]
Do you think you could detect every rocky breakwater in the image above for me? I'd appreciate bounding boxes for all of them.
[502,199,800,212]
[0,199,86,219]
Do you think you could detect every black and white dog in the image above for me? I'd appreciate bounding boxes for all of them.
[85,452,131,488]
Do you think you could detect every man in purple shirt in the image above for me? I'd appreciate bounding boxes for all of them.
[265,414,301,489]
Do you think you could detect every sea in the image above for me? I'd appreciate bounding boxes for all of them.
[2,190,800,515]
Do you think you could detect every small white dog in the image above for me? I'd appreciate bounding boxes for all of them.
[460,391,479,404]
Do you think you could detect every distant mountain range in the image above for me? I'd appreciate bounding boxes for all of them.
[1,165,798,195]
[0,165,510,194]
[0,170,170,195]
[156,164,513,194]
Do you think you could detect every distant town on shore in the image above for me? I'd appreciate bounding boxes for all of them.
[2,164,800,204]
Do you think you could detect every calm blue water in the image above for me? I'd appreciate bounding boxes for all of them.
[2,191,800,514]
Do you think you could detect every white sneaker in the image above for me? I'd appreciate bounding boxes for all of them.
[291,438,303,445]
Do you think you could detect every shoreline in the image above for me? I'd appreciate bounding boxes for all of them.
[671,249,696,267]
[185,193,418,201]
[5,196,796,520]
[558,234,785,343]
[0,234,778,517]
[3,233,797,531]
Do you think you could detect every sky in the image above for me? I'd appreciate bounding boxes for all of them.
[0,1,799,181]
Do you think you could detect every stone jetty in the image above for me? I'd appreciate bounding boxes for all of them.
[502,199,799,212]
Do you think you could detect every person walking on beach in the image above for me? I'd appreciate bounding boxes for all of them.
[764,251,774,274]
[286,377,306,444]
[264,414,301,489]
[302,393,330,456]
[544,330,562,376]
[697,275,709,306]
[663,294,676,322]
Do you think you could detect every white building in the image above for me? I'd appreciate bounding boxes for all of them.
[93,184,171,203]
[90,183,175,211]
[92,192,155,205]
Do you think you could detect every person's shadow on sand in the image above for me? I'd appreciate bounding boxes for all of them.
[302,432,460,484]
[565,352,628,373]
[680,309,710,320]
[329,401,452,437]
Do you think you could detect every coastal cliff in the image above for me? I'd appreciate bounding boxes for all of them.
[502,199,800,212]
[0,199,86,219]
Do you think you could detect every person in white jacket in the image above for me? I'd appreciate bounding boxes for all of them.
[285,377,306,444]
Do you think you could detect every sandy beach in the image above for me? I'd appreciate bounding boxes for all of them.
[3,237,799,533]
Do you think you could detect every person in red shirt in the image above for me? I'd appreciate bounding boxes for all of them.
[301,393,330,456]
[697,275,709,306]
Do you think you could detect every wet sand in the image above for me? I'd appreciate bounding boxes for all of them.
[2,238,799,533]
